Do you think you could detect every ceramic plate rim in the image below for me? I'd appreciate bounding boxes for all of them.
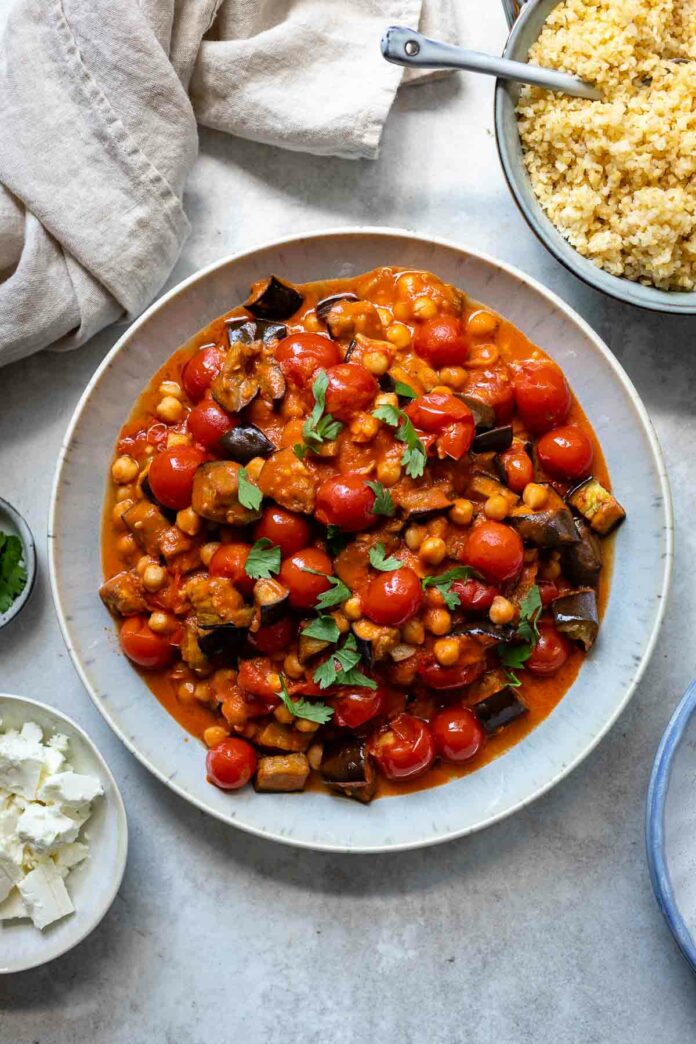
[48,226,673,853]
[0,693,128,973]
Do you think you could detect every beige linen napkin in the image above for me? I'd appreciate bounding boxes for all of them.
[0,0,457,367]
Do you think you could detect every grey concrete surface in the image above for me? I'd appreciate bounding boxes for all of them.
[1,2,695,1041]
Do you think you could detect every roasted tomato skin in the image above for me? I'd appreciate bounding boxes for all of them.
[187,400,236,449]
[314,475,377,533]
[247,616,295,655]
[414,316,469,368]
[330,686,387,729]
[120,616,174,670]
[147,445,206,511]
[498,445,534,493]
[463,521,524,584]
[465,367,515,424]
[324,364,378,421]
[432,706,486,763]
[536,425,593,481]
[275,333,341,386]
[513,359,571,433]
[373,714,436,781]
[279,548,333,610]
[182,344,226,402]
[526,622,571,676]
[406,392,473,433]
[417,654,485,691]
[209,543,255,597]
[253,506,311,557]
[237,657,281,702]
[206,738,257,791]
[451,578,499,613]
[362,567,423,626]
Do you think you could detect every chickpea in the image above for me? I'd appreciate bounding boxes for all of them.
[430,385,452,396]
[307,744,324,771]
[376,458,402,487]
[194,681,212,703]
[283,652,305,680]
[239,722,259,739]
[438,366,467,389]
[467,310,499,336]
[136,555,155,576]
[112,499,133,527]
[142,563,167,592]
[523,483,548,510]
[304,313,323,333]
[158,380,183,400]
[467,343,499,369]
[427,517,448,538]
[176,506,201,536]
[405,524,426,552]
[296,718,320,733]
[200,542,220,567]
[332,611,350,634]
[115,485,135,502]
[148,611,176,634]
[374,392,399,408]
[401,618,425,645]
[392,300,412,322]
[156,395,184,423]
[167,431,191,448]
[363,351,390,376]
[111,455,139,484]
[489,596,516,625]
[177,682,196,704]
[449,499,474,526]
[484,494,509,521]
[433,637,460,667]
[274,705,294,725]
[245,456,266,482]
[203,725,229,748]
[376,306,392,327]
[424,607,452,635]
[350,412,380,443]
[267,671,281,691]
[343,596,363,622]
[419,536,447,566]
[539,558,562,581]
[397,273,421,296]
[116,534,137,557]
[412,296,438,320]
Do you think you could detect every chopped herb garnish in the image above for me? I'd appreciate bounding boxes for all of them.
[498,643,532,669]
[504,668,523,688]
[372,403,427,479]
[237,467,262,511]
[517,585,542,646]
[368,543,401,572]
[312,634,377,690]
[301,615,341,643]
[373,402,401,427]
[278,677,334,724]
[325,524,349,557]
[0,533,26,614]
[394,379,418,400]
[366,480,395,517]
[422,566,470,610]
[299,566,351,611]
[244,538,281,580]
[296,369,344,457]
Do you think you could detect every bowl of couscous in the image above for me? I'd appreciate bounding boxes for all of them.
[495,0,696,313]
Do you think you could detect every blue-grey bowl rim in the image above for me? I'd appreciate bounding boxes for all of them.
[646,679,696,972]
[0,496,37,630]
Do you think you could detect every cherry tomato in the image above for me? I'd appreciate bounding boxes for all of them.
[314,475,377,533]
[498,445,534,493]
[526,622,571,676]
[417,654,486,691]
[324,364,378,421]
[279,548,333,610]
[247,616,295,655]
[373,714,435,781]
[275,333,340,386]
[414,316,469,368]
[537,425,593,481]
[432,706,486,763]
[463,521,524,584]
[209,543,255,597]
[253,506,311,557]
[438,421,474,460]
[120,616,174,670]
[206,738,257,791]
[538,580,561,607]
[330,686,387,729]
[148,445,205,511]
[450,578,499,613]
[182,344,226,402]
[465,367,515,424]
[237,658,281,702]
[513,358,571,434]
[406,392,473,433]
[187,400,236,449]
[362,567,423,626]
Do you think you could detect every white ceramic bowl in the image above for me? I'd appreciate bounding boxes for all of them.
[0,694,127,973]
[49,227,672,853]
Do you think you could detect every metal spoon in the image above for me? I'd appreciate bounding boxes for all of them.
[381,26,602,101]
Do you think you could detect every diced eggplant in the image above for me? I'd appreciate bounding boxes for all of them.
[219,424,276,464]
[352,620,399,662]
[467,471,519,507]
[244,275,303,320]
[508,504,579,547]
[225,317,286,346]
[551,589,599,651]
[354,633,375,669]
[562,519,603,587]
[343,338,358,362]
[122,500,170,557]
[316,292,359,321]
[471,425,513,454]
[254,578,290,625]
[255,722,312,753]
[457,393,496,431]
[320,737,377,804]
[255,754,310,792]
[192,461,261,525]
[140,474,177,522]
[99,571,147,616]
[474,688,528,735]
[198,623,245,660]
[395,486,453,519]
[298,633,331,663]
[257,446,319,514]
[566,477,625,535]
[452,621,516,644]
[256,359,286,402]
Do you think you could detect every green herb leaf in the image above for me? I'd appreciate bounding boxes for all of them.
[368,543,401,572]
[0,533,27,614]
[278,677,334,724]
[237,467,262,512]
[336,665,378,689]
[372,403,402,427]
[300,567,351,612]
[394,379,417,400]
[301,615,341,643]
[517,585,542,646]
[325,524,349,557]
[498,642,532,669]
[504,668,523,688]
[422,566,470,610]
[244,538,281,580]
[312,634,378,690]
[372,404,427,480]
[366,480,395,517]
[296,369,344,456]
[293,443,308,460]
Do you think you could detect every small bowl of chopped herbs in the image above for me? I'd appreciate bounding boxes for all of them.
[0,498,36,629]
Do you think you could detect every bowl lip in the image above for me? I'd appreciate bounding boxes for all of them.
[646,680,696,973]
[0,497,37,631]
[0,692,128,973]
[494,2,696,316]
[48,225,674,853]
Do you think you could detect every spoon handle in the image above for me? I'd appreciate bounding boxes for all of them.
[380,26,601,101]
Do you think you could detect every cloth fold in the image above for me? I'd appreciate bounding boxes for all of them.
[0,0,457,367]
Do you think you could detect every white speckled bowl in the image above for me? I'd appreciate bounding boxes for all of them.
[0,694,127,973]
[49,228,672,852]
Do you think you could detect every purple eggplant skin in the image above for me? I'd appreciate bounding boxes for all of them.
[226,317,287,346]
[508,505,579,547]
[316,292,359,321]
[471,425,513,454]
[474,688,528,735]
[198,624,245,661]
[551,589,599,651]
[320,737,378,804]
[244,276,304,321]
[344,338,359,363]
[253,578,291,626]
[354,633,376,670]
[219,424,275,464]
[457,393,496,431]
[562,519,603,587]
[140,474,177,523]
[451,621,516,644]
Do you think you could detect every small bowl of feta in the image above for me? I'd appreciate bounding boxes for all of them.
[0,694,127,973]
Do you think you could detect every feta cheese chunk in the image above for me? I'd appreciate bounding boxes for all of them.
[0,888,28,921]
[0,838,24,902]
[18,863,74,929]
[0,728,45,801]
[17,805,80,855]
[54,841,89,870]
[39,771,104,810]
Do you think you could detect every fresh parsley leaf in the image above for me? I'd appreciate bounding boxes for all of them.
[368,543,401,572]
[517,585,542,646]
[366,480,395,517]
[301,615,341,643]
[244,538,281,580]
[498,642,532,669]
[312,634,378,690]
[278,677,334,724]
[325,524,349,557]
[394,379,417,400]
[504,668,523,688]
[373,402,401,427]
[336,665,378,689]
[300,567,351,611]
[293,442,308,460]
[422,566,470,610]
[296,369,344,456]
[238,467,262,512]
[372,404,427,480]
[0,533,27,614]
[312,657,340,689]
